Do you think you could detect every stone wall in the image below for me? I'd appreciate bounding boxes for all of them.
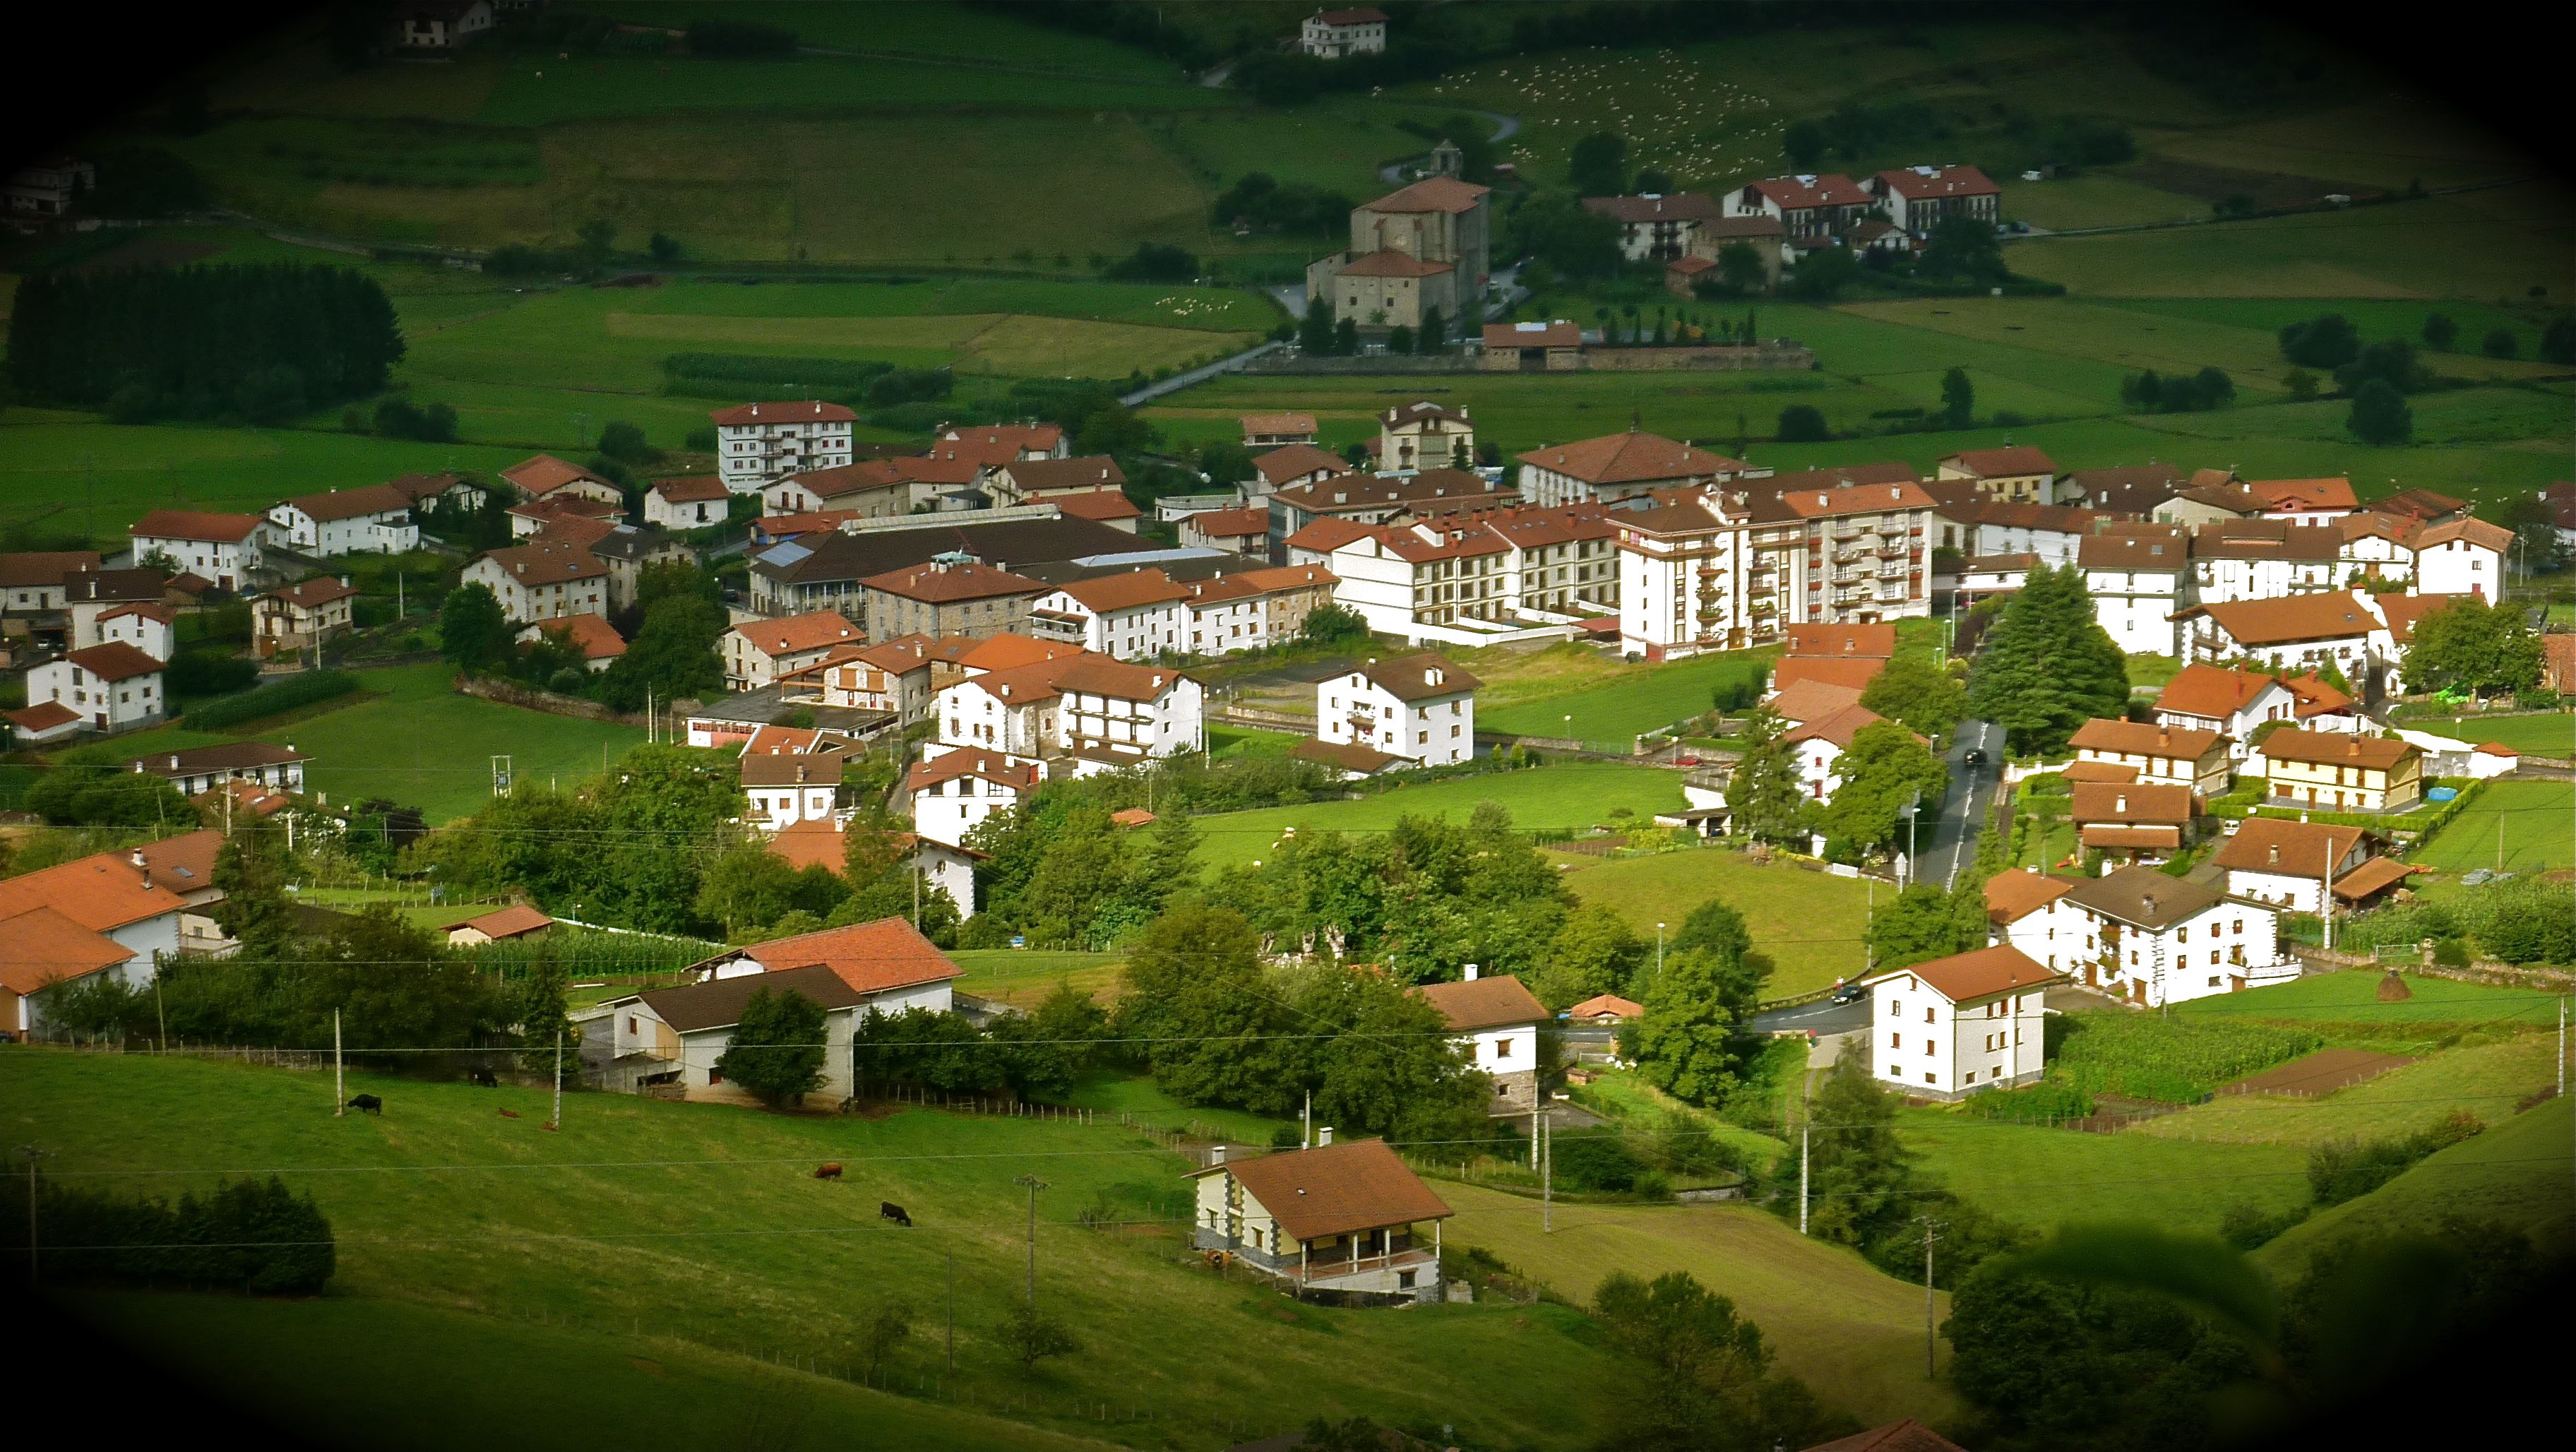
[1582,343,1815,371]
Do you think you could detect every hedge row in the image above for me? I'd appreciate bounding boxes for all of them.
[0,1172,333,1295]
[181,670,359,730]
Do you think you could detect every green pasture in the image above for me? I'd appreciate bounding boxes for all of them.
[1471,643,1774,749]
[2099,296,2570,368]
[1554,848,1879,1000]
[2389,712,2576,756]
[2407,778,2575,875]
[2174,970,2564,1035]
[563,0,1185,77]
[2134,1035,2562,1145]
[1188,762,1688,872]
[1896,1109,2310,1238]
[0,1051,1609,1448]
[2255,1094,2575,1273]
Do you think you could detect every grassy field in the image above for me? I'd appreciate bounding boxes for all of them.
[1188,763,1688,872]
[2392,711,2576,756]
[4,1049,1616,1447]
[67,1292,1121,1452]
[2130,1034,2562,1145]
[2253,1094,2575,1273]
[948,948,1124,1012]
[1897,1109,2312,1237]
[1439,1181,1960,1427]
[1553,848,1878,1000]
[2174,970,2565,1037]
[2407,778,2575,875]
[1470,643,1775,749]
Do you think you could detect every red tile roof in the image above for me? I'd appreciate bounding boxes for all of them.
[2210,816,2368,878]
[708,400,857,427]
[0,905,137,997]
[537,612,627,661]
[1241,412,1316,437]
[905,748,1043,795]
[1984,869,2075,924]
[1182,507,1271,540]
[1873,165,2000,201]
[2154,665,2284,720]
[280,483,414,523]
[1782,702,1892,750]
[2070,781,2196,826]
[129,509,266,543]
[649,475,731,504]
[0,843,184,934]
[2069,718,2227,760]
[1582,192,1723,222]
[1517,431,1746,486]
[1871,945,2058,1005]
[1051,570,1192,614]
[730,612,861,659]
[714,916,961,996]
[448,905,554,940]
[2245,476,2357,511]
[1361,653,1479,701]
[1942,446,2058,478]
[1783,623,1896,659]
[1053,488,1141,523]
[1772,657,1884,696]
[1364,176,1490,215]
[65,642,165,681]
[1337,249,1452,279]
[1741,174,1868,210]
[1255,444,1353,485]
[266,577,360,609]
[5,701,80,734]
[478,537,608,587]
[2186,591,2377,646]
[0,551,102,588]
[1567,993,1645,1020]
[859,561,1044,604]
[2255,729,2418,771]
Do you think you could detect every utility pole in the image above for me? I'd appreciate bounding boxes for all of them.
[1302,1088,1312,1150]
[1541,1105,1553,1234]
[333,1009,345,1115]
[946,1245,956,1373]
[155,974,167,1049]
[551,1028,564,1131]
[1655,922,1666,982]
[1918,1215,1945,1379]
[1013,1175,1049,1314]
[20,1145,46,1285]
[912,865,922,929]
[1799,1120,1811,1236]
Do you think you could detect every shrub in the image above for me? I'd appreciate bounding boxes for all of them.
[181,671,360,730]
[1961,1080,2094,1122]
[2307,1111,2482,1206]
[2219,1201,2310,1250]
[1550,1131,1645,1192]
[2480,327,2517,359]
[165,650,259,699]
[0,1170,334,1294]
[1776,403,1830,442]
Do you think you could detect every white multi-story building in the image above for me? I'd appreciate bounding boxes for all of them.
[644,476,733,531]
[710,400,857,494]
[2409,516,2511,600]
[2150,665,2301,761]
[2174,590,2379,674]
[1614,472,1934,661]
[2210,817,2375,915]
[267,484,419,557]
[126,511,271,591]
[460,539,609,624]
[1982,869,2083,975]
[1865,945,2058,1100]
[1412,970,1549,1109]
[2066,719,2232,795]
[1299,6,1387,57]
[905,748,1044,848]
[2059,867,2289,1007]
[1325,521,1510,640]
[1315,654,1477,767]
[934,653,1205,768]
[1516,429,1755,508]
[1028,571,1191,660]
[1928,499,2101,566]
[2188,522,2344,605]
[739,742,849,834]
[1782,703,1899,804]
[23,642,165,735]
[2079,526,2190,656]
[1865,165,2003,235]
[2244,477,2358,528]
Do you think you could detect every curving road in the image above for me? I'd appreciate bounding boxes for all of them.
[1376,109,1521,182]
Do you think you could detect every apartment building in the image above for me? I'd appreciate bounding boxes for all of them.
[1315,654,1477,767]
[1614,475,1934,660]
[1516,428,1754,508]
[2058,867,2289,1008]
[126,511,270,591]
[2078,526,2190,656]
[1865,945,2057,1100]
[460,538,610,624]
[710,400,857,494]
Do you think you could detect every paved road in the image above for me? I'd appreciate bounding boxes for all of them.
[1918,718,1998,891]
[1116,339,1285,407]
[1752,996,1869,1037]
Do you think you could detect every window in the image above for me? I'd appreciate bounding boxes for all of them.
[627,1017,638,1035]
[1925,1073,1936,1085]
[1494,1037,1513,1061]
[1890,1033,1902,1048]
[1923,1006,1933,1024]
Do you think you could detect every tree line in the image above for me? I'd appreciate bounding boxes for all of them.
[8,263,404,424]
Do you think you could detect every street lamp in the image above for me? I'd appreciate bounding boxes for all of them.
[1656,922,1666,979]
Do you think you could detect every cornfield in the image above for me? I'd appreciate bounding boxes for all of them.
[2050,1012,2320,1104]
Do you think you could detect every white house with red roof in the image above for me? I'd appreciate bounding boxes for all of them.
[2411,516,2510,600]
[19,641,166,737]
[1029,570,1192,660]
[267,484,419,557]
[522,612,627,673]
[711,400,857,494]
[0,833,225,1033]
[1865,165,2001,234]
[462,538,610,624]
[254,578,359,650]
[96,601,178,662]
[127,509,273,590]
[722,610,864,691]
[1516,427,1755,507]
[2151,665,2298,758]
[779,635,938,721]
[1250,443,1352,500]
[1864,945,2060,1099]
[501,454,623,506]
[1981,869,2083,974]
[2243,476,2358,528]
[1934,446,2058,505]
[1783,703,1899,804]
[1299,6,1387,56]
[1316,653,1477,767]
[933,652,1205,769]
[1179,506,1272,555]
[906,748,1044,847]
[1188,1136,1453,1300]
[644,476,733,530]
[1412,968,1549,1109]
[1724,173,1871,238]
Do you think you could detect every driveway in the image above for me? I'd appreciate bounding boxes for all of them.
[1917,718,1998,890]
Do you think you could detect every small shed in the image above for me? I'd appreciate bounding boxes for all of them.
[446,905,556,947]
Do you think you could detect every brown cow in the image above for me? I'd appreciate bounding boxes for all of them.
[499,1108,520,1119]
[813,1162,843,1180]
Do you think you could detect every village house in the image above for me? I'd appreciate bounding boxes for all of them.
[711,400,858,494]
[385,472,483,512]
[1582,191,1725,261]
[722,612,864,693]
[95,602,178,663]
[1724,173,1871,239]
[1270,470,1518,557]
[5,155,94,216]
[1051,490,1142,533]
[0,833,225,1033]
[1566,994,1645,1025]
[2189,520,2344,604]
[585,965,866,1102]
[1864,165,2002,234]
[1865,944,2058,1100]
[1784,703,1900,804]
[2335,511,2419,586]
[462,538,609,624]
[1935,446,2058,505]
[509,495,617,540]
[1316,654,1478,768]
[934,653,1205,769]
[126,511,270,591]
[60,569,169,649]
[1518,428,1753,508]
[905,748,1044,847]
[2174,590,2380,677]
[2059,867,2289,1006]
[19,641,165,738]
[501,455,624,506]
[1413,970,1550,1111]
[398,0,494,48]
[0,550,102,618]
[2154,480,2272,529]
[767,819,982,918]
[1249,443,1352,503]
[744,515,1143,624]
[1179,506,1272,556]
[2064,464,2188,515]
[523,613,627,673]
[1190,1136,1450,1299]
[1372,402,1474,473]
[124,742,307,799]
[858,557,1046,645]
[989,456,1128,508]
[1306,179,1493,335]
[1982,869,2083,974]
[740,739,852,833]
[1241,412,1319,449]
[2210,817,2381,915]
[2245,476,2359,527]
[643,476,733,531]
[778,636,938,722]
[1288,736,1409,780]
[2078,526,2190,656]
[1928,499,2105,566]
[1481,319,1585,371]
[2068,781,2199,862]
[2251,730,2424,812]
[266,484,419,557]
[444,905,554,948]
[937,421,1069,466]
[2410,516,2511,599]
[252,577,361,655]
[759,460,916,519]
[2068,719,2233,795]
[1029,570,1188,660]
[2152,665,2301,759]
[1298,6,1388,57]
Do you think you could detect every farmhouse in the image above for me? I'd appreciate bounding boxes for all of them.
[2068,781,2198,861]
[1241,412,1318,448]
[2188,521,2344,604]
[95,602,177,663]
[1864,944,2058,1100]
[0,833,222,1033]
[2251,730,2423,812]
[2060,867,2289,1006]
[0,550,102,617]
[1934,446,2058,505]
[1784,703,1900,804]
[989,456,1128,508]
[124,742,308,798]
[2174,591,2379,675]
[1518,428,1751,507]
[2210,817,2378,914]
[2410,516,2511,599]
[1316,654,1478,767]
[444,905,554,948]
[905,748,1044,847]
[64,569,171,648]
[127,511,269,590]
[385,472,482,511]
[1481,319,1584,372]
[1412,970,1549,1110]
[501,455,623,505]
[1724,173,1870,239]
[711,400,858,494]
[857,557,1046,645]
[1250,443,1352,501]
[463,538,609,624]
[5,155,93,216]
[21,642,165,737]
[0,909,139,1040]
[253,577,360,654]
[1982,869,2082,973]
[509,495,616,540]
[1582,191,1724,261]
[585,964,866,1102]
[740,739,852,833]
[722,611,864,692]
[1865,165,2001,233]
[1298,6,1388,57]
[2152,665,2301,758]
[267,484,419,557]
[2068,719,2231,795]
[398,0,494,49]
[644,475,732,530]
[1191,1136,1450,1299]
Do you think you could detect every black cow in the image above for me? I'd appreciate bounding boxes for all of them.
[881,1201,913,1227]
[346,1093,383,1114]
[470,1068,499,1088]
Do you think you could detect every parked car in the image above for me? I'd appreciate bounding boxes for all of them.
[1830,981,1867,1005]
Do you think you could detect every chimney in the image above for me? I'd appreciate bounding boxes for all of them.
[1317,1126,1334,1146]
[2115,794,2128,813]
[130,848,148,869]
[1463,963,1479,981]
[751,404,760,418]
[2142,893,2157,914]
[1209,1143,1227,1165]
[2267,844,2279,866]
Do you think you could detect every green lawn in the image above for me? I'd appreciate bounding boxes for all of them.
[949,948,1123,1012]
[2253,1094,2575,1274]
[2173,969,2564,1035]
[1189,763,1688,872]
[5,1049,1635,1447]
[2131,1034,2561,1146]
[1897,1109,2311,1239]
[1473,647,1775,750]
[1554,848,1880,1000]
[2408,778,2575,875]
[66,1292,1118,1452]
[2392,711,2576,756]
